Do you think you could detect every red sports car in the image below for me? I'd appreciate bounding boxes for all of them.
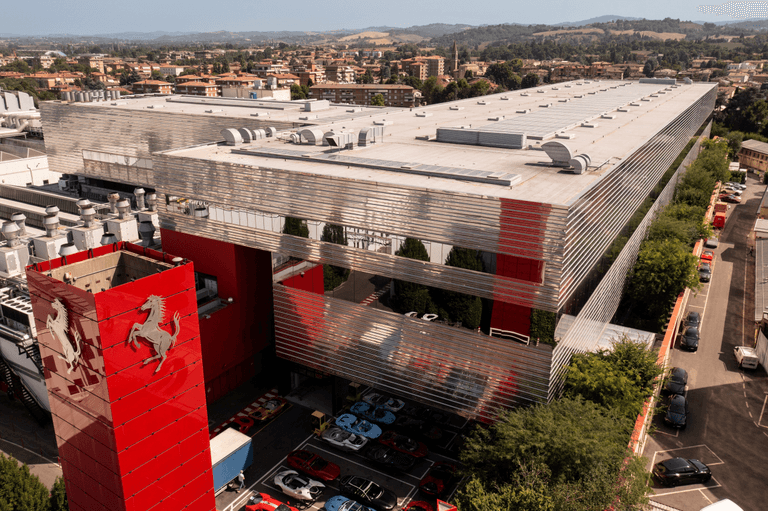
[286,449,341,482]
[378,430,429,458]
[700,250,714,263]
[718,194,741,204]
[404,501,435,511]
[420,462,458,497]
[245,492,298,511]
[249,397,289,422]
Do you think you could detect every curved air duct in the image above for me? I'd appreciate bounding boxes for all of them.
[0,111,40,138]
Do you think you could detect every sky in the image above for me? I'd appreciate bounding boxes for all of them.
[0,0,762,36]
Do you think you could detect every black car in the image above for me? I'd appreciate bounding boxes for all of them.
[699,263,712,282]
[653,458,711,486]
[365,445,416,472]
[664,394,689,429]
[664,367,688,396]
[704,238,719,249]
[684,311,700,329]
[680,327,699,352]
[339,475,397,511]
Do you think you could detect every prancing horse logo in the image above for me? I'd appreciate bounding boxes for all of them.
[46,299,82,374]
[127,295,181,374]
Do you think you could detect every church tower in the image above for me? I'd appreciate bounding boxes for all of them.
[452,40,459,78]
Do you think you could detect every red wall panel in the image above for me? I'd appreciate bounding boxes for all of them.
[27,245,216,511]
[160,229,273,403]
[281,263,324,295]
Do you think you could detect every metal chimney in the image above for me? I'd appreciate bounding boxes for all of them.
[80,206,96,227]
[59,243,78,257]
[76,198,91,211]
[116,198,131,220]
[134,188,146,210]
[43,214,60,237]
[10,212,26,236]
[138,221,155,247]
[108,193,120,214]
[146,193,158,212]
[100,232,118,245]
[2,222,20,247]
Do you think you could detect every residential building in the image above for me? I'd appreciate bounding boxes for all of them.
[309,83,420,107]
[325,64,356,83]
[131,80,173,94]
[77,54,105,73]
[175,81,219,97]
[739,139,768,172]
[160,65,186,76]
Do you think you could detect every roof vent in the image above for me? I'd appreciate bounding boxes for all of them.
[43,212,60,237]
[138,221,155,247]
[146,193,158,212]
[10,212,26,237]
[116,199,131,220]
[107,193,119,214]
[541,141,573,167]
[134,188,145,210]
[58,243,78,257]
[266,127,277,137]
[192,206,209,218]
[100,232,118,245]
[1,222,20,247]
[238,128,253,143]
[569,154,592,174]
[81,206,97,227]
[221,128,243,146]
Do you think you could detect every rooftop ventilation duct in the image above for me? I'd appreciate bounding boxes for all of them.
[569,154,592,174]
[107,193,119,215]
[100,232,118,245]
[81,206,97,227]
[134,188,145,210]
[58,243,78,257]
[221,128,243,146]
[43,213,60,237]
[146,193,158,212]
[45,205,60,217]
[76,198,92,211]
[10,212,26,237]
[238,128,253,143]
[138,221,155,247]
[266,127,276,137]
[323,130,355,148]
[541,141,574,167]
[192,206,208,218]
[1,222,20,247]
[297,128,324,145]
[358,126,385,147]
[116,198,131,220]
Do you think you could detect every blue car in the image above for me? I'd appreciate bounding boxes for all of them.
[350,402,396,425]
[335,413,383,439]
[324,495,375,511]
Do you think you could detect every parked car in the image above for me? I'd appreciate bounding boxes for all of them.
[680,327,700,352]
[401,404,450,425]
[286,450,340,482]
[336,414,383,439]
[664,394,689,429]
[725,182,746,190]
[724,187,742,196]
[325,495,376,511]
[365,445,416,472]
[699,262,712,282]
[339,475,398,511]
[684,311,701,329]
[378,430,428,458]
[734,346,760,370]
[350,401,397,425]
[245,492,299,511]
[249,397,289,422]
[653,458,711,486]
[392,415,444,443]
[701,250,714,263]
[322,426,369,452]
[419,462,458,497]
[719,194,741,203]
[404,502,435,511]
[704,238,719,249]
[664,367,688,396]
[274,470,324,502]
[363,393,406,412]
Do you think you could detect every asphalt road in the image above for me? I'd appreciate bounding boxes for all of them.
[644,175,768,511]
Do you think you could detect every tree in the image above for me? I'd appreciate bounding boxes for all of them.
[530,309,557,345]
[321,224,350,291]
[291,83,307,100]
[484,61,521,90]
[49,477,68,511]
[0,453,51,511]
[628,239,699,318]
[119,69,142,86]
[370,93,385,106]
[282,217,309,238]
[381,66,391,81]
[643,58,657,77]
[521,72,540,89]
[433,247,483,328]
[393,238,434,314]
[400,75,422,90]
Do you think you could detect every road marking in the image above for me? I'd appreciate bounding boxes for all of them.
[400,485,418,510]
[310,443,420,484]
[0,437,60,467]
[700,489,713,504]
[653,477,722,496]
[687,305,705,309]
[651,444,725,465]
[758,395,768,428]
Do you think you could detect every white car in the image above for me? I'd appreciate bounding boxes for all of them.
[322,426,369,452]
[725,182,746,190]
[274,469,325,501]
[725,188,742,196]
[362,392,405,412]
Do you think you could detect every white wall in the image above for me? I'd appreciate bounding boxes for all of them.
[0,155,60,186]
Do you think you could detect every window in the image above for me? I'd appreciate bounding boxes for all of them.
[195,272,218,306]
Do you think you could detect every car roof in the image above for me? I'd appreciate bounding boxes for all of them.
[686,311,700,319]
[670,367,687,378]
[662,457,693,470]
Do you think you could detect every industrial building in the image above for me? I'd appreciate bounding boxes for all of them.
[3,79,715,511]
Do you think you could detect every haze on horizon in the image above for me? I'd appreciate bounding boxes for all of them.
[0,0,757,37]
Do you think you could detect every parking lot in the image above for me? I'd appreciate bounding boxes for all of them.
[216,388,468,511]
[644,175,768,511]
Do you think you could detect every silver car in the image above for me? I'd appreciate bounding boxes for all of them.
[274,469,325,501]
[322,426,369,451]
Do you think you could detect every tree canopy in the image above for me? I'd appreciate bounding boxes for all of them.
[0,454,51,511]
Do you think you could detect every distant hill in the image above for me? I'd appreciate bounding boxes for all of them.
[556,15,642,26]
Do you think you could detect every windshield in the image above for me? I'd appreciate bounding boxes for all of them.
[310,458,328,470]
